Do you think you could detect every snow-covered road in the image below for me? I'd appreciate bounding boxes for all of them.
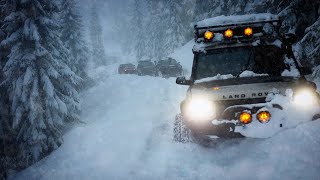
[11,67,320,180]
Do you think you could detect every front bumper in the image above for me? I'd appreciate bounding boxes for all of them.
[182,102,285,138]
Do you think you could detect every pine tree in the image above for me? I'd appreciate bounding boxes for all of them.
[130,0,147,59]
[0,0,17,177]
[1,0,81,166]
[0,0,6,177]
[296,17,320,67]
[165,0,193,54]
[146,0,167,59]
[61,0,90,90]
[90,2,107,66]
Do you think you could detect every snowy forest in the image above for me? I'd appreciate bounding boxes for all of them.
[0,0,319,179]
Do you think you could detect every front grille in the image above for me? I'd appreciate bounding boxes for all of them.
[215,98,266,119]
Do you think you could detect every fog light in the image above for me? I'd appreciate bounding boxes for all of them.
[257,111,271,123]
[239,112,252,124]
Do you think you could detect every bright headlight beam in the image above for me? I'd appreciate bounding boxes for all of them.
[293,90,317,107]
[186,98,214,121]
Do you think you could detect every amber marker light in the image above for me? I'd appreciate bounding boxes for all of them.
[204,31,214,40]
[224,29,233,38]
[257,111,271,123]
[239,112,252,124]
[244,27,253,36]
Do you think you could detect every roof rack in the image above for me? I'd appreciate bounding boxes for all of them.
[194,14,281,43]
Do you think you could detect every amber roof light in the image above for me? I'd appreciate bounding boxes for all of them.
[204,30,214,41]
[224,29,233,39]
[244,27,253,36]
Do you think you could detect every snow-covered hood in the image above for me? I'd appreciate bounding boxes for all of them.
[190,78,298,101]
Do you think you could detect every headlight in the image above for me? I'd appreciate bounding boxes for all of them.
[293,90,318,107]
[185,98,215,121]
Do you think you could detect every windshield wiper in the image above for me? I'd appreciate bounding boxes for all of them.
[236,49,254,77]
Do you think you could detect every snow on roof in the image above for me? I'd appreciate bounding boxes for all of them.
[195,13,279,28]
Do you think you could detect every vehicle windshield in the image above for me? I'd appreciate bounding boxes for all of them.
[139,61,154,67]
[195,45,287,80]
[159,59,176,65]
[124,64,135,67]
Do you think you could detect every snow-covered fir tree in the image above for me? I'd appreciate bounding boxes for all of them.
[0,0,6,177]
[0,0,81,167]
[164,0,193,54]
[146,0,167,59]
[296,17,320,67]
[90,2,107,66]
[61,0,89,90]
[0,0,16,177]
[130,0,147,59]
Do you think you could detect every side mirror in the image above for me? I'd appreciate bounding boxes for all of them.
[176,76,192,85]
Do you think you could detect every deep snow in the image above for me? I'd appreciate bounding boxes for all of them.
[10,64,320,180]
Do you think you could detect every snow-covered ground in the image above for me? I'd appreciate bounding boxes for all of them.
[10,64,320,180]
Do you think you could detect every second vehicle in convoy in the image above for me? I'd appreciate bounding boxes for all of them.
[137,60,157,76]
[155,57,183,78]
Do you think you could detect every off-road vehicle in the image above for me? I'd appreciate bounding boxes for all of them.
[118,63,137,74]
[174,13,320,142]
[137,60,157,76]
[155,57,183,78]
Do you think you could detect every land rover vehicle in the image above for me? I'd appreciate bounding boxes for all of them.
[174,13,320,142]
[118,63,137,74]
[137,60,157,76]
[155,57,183,78]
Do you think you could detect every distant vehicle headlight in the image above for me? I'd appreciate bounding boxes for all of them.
[185,98,215,121]
[293,90,318,107]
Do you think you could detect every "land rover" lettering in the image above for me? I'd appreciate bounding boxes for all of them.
[223,92,269,99]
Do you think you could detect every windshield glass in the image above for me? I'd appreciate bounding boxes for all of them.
[125,64,135,67]
[140,61,154,67]
[195,45,287,80]
[159,59,176,65]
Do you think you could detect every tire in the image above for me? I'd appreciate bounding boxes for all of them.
[312,114,320,121]
[173,114,191,143]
